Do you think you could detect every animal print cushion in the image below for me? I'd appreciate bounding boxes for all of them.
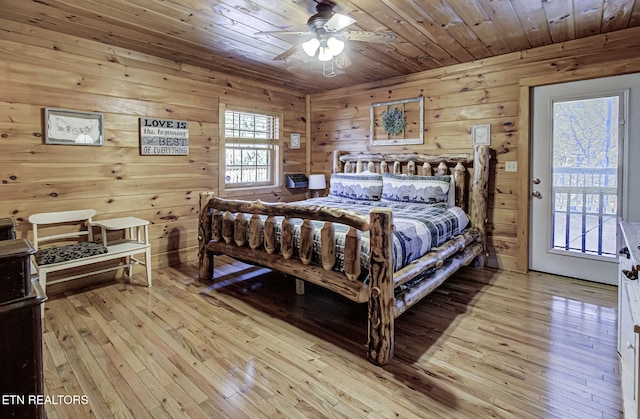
[382,173,451,204]
[35,242,108,266]
[329,173,383,201]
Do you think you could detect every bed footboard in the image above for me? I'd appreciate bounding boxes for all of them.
[198,193,375,302]
[198,192,397,364]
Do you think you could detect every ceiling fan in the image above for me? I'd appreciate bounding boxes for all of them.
[255,1,396,74]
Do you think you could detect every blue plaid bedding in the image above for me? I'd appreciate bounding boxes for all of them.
[268,197,469,279]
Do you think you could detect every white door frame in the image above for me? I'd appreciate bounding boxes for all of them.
[527,73,640,283]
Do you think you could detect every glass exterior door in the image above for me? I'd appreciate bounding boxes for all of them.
[530,79,626,285]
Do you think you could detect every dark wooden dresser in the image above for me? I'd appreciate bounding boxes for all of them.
[0,217,16,240]
[0,236,47,419]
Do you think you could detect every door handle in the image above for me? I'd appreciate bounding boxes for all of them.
[620,247,630,259]
[623,265,639,280]
[532,191,542,199]
[532,178,541,184]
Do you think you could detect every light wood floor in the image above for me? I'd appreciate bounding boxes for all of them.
[42,257,622,418]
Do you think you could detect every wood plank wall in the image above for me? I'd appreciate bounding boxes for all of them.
[3,19,639,282]
[0,19,307,289]
[309,26,640,272]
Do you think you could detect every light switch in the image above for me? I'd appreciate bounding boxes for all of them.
[505,161,518,172]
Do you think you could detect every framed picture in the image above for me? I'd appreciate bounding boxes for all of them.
[471,124,491,145]
[370,96,424,146]
[44,108,104,146]
[290,133,301,149]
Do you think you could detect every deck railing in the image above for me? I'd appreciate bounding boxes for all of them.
[551,167,617,257]
[225,166,269,184]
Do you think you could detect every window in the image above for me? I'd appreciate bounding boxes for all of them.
[221,106,281,194]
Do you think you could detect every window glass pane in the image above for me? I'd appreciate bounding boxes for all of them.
[550,96,618,257]
[225,109,279,140]
[234,149,242,165]
[223,108,278,187]
[246,167,257,183]
[256,150,268,165]
[242,149,256,165]
[225,121,276,186]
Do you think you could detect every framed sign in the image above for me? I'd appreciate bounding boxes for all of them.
[140,118,189,155]
[44,108,103,146]
[370,96,424,146]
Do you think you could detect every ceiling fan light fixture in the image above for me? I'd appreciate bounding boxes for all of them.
[302,37,320,57]
[326,36,345,56]
[317,46,333,62]
[259,1,397,76]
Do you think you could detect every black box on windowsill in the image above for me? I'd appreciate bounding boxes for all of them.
[285,173,309,189]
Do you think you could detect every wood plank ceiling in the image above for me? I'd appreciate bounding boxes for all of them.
[1,0,640,93]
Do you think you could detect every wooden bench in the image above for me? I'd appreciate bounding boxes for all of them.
[28,209,152,295]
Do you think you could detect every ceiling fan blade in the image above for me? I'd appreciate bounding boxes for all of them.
[273,44,301,61]
[255,30,309,36]
[341,30,397,43]
[324,13,356,32]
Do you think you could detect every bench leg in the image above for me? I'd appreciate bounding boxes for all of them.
[126,255,134,278]
[145,248,152,287]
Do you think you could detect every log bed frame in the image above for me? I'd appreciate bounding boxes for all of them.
[198,145,490,365]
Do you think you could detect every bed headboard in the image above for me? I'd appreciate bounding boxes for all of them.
[332,150,475,210]
[332,146,490,265]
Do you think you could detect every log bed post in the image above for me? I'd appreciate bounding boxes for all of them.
[281,216,294,259]
[422,162,432,176]
[248,214,262,250]
[320,221,336,270]
[199,192,215,280]
[333,150,343,174]
[470,145,490,266]
[454,162,466,209]
[299,219,314,265]
[264,215,277,254]
[367,207,394,365]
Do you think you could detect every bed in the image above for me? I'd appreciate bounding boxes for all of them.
[198,145,490,365]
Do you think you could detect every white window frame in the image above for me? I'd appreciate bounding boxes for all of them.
[219,104,283,197]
